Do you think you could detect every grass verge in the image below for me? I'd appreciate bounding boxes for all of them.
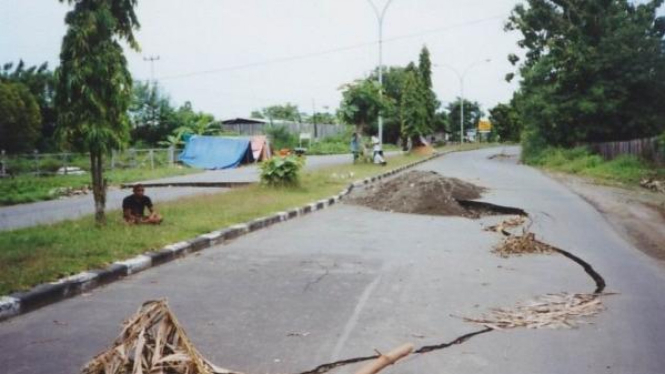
[0,153,425,295]
[0,167,200,206]
[526,147,665,185]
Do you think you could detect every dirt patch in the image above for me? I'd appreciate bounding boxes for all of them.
[347,170,490,217]
[551,172,665,263]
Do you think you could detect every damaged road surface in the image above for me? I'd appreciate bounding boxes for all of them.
[2,147,665,374]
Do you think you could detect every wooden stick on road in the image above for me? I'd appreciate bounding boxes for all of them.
[353,343,414,374]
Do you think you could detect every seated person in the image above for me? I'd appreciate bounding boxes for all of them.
[122,184,163,224]
[371,136,387,165]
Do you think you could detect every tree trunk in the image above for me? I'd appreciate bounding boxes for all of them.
[90,149,107,225]
[357,121,365,136]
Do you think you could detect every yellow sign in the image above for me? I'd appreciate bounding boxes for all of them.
[478,120,492,132]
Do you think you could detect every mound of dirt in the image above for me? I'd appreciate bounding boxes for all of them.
[347,170,486,217]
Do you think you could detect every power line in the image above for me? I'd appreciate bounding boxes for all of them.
[156,14,507,81]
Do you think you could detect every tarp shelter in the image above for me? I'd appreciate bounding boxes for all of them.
[250,135,272,161]
[179,136,254,170]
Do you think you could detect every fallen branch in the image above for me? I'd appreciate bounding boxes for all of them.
[353,343,414,374]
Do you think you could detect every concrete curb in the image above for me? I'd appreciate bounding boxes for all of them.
[0,151,446,322]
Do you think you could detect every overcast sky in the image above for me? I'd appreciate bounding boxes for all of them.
[1,1,662,119]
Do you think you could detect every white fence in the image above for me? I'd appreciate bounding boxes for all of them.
[0,148,178,177]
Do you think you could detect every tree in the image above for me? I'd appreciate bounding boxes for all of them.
[261,103,301,123]
[55,0,140,225]
[489,100,523,142]
[507,0,665,154]
[0,81,41,153]
[172,101,217,137]
[1,61,57,150]
[418,46,439,130]
[339,79,388,134]
[250,110,264,119]
[368,66,409,143]
[129,81,177,146]
[400,71,429,146]
[446,99,483,141]
[310,112,337,125]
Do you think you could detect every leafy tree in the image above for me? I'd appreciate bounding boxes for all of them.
[0,81,41,153]
[172,101,217,136]
[489,100,523,142]
[400,71,429,146]
[1,61,57,150]
[129,81,177,146]
[261,103,301,123]
[507,0,665,155]
[418,46,439,130]
[250,110,264,119]
[339,79,388,135]
[55,0,140,225]
[368,66,409,143]
[310,112,337,125]
[446,99,483,141]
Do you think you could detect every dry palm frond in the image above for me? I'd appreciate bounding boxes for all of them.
[461,293,605,330]
[81,299,238,374]
[492,232,556,258]
[485,216,527,234]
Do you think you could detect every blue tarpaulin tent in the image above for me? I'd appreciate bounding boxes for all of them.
[178,136,254,170]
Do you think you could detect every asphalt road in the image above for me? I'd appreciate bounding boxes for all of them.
[1,147,664,374]
[0,153,370,232]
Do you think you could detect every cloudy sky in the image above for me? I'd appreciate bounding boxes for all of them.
[1,1,661,119]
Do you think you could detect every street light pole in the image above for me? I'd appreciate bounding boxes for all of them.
[435,59,490,143]
[365,0,395,146]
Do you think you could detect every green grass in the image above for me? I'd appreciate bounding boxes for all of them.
[0,153,424,295]
[527,147,664,185]
[0,167,200,206]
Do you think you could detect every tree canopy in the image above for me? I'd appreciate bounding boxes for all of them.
[0,81,41,153]
[446,99,483,141]
[507,0,665,154]
[339,79,387,134]
[489,100,523,142]
[1,61,57,150]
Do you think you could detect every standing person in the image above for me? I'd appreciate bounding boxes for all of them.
[123,184,163,224]
[350,132,361,163]
[371,136,387,165]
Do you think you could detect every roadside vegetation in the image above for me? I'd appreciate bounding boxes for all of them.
[0,153,425,295]
[0,167,199,206]
[526,147,665,186]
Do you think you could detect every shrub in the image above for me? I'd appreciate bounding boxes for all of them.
[265,125,298,150]
[260,155,304,187]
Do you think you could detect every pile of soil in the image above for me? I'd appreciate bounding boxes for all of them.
[347,170,486,217]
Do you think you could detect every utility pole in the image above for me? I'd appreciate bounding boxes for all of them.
[434,59,491,143]
[312,99,318,138]
[365,0,395,146]
[143,56,160,127]
[143,55,160,86]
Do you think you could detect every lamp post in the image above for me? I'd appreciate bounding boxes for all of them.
[435,59,490,143]
[365,0,395,146]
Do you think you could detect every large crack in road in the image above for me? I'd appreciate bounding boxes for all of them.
[292,214,609,374]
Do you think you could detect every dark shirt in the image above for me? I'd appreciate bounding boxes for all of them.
[122,195,153,217]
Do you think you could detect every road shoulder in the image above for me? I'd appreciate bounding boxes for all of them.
[551,172,665,264]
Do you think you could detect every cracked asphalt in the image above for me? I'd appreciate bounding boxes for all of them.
[1,147,665,374]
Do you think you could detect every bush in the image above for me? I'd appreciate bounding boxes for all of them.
[260,155,304,187]
[265,125,298,150]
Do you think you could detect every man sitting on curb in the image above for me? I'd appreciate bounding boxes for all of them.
[123,184,163,224]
